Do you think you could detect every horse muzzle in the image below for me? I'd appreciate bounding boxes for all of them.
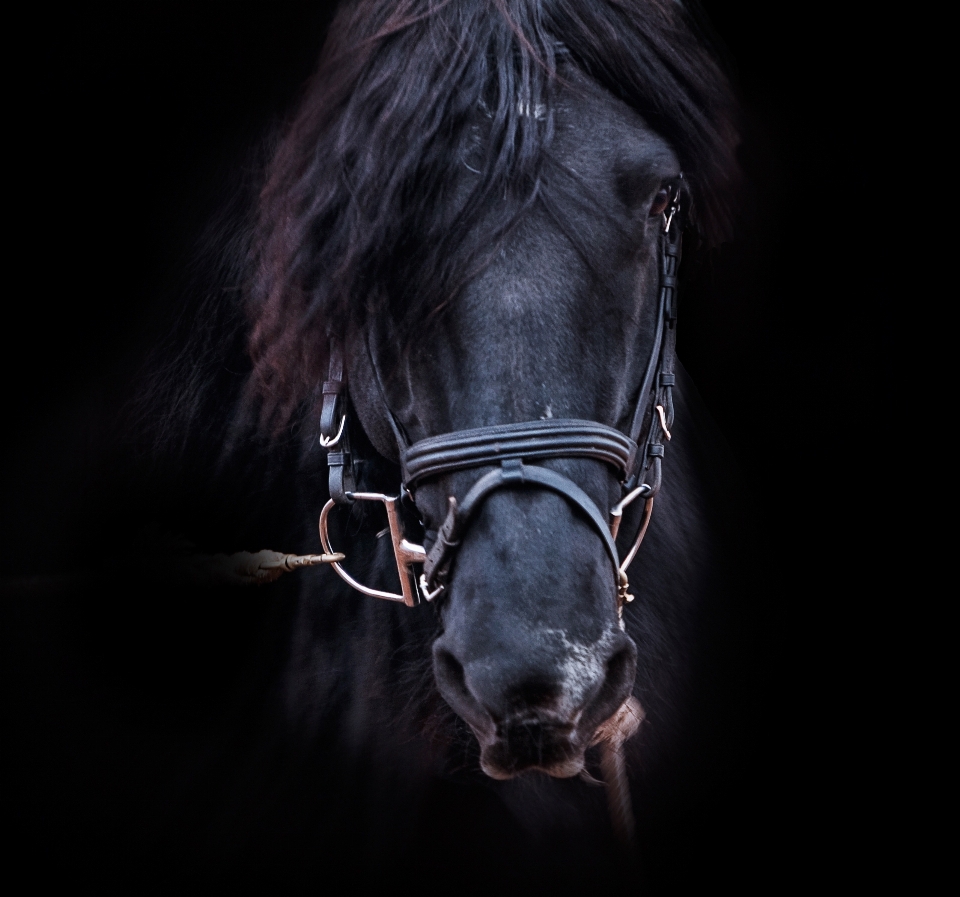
[433,621,637,780]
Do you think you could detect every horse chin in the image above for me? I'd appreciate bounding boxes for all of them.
[480,751,586,781]
[475,727,588,781]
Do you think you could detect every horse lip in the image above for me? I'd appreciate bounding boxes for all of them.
[475,716,589,780]
[493,716,577,739]
[479,741,587,781]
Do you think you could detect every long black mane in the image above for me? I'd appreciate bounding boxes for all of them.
[249,0,740,431]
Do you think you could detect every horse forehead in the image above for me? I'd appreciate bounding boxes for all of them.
[550,65,679,170]
[461,219,590,314]
[448,255,611,413]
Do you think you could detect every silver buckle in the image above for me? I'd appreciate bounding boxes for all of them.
[662,179,682,233]
[317,415,347,448]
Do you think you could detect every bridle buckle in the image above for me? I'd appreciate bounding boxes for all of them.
[317,414,346,448]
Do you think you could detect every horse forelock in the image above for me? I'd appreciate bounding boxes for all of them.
[247,0,741,435]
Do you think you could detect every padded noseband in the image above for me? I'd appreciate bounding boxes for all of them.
[402,420,635,591]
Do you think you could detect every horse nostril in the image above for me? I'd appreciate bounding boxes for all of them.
[433,646,495,735]
[588,640,638,724]
[434,647,467,696]
[607,645,635,689]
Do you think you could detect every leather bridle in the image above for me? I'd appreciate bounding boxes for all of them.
[316,180,683,616]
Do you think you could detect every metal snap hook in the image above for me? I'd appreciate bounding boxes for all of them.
[418,574,444,602]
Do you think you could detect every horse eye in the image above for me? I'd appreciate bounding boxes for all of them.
[648,187,671,217]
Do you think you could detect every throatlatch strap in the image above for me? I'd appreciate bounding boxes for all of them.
[402,419,636,488]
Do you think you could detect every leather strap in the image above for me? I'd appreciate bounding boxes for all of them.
[321,343,355,504]
[423,458,620,589]
[319,344,345,440]
[321,183,684,572]
[625,219,681,494]
[402,419,636,488]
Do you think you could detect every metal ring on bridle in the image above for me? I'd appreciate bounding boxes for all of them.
[318,493,426,605]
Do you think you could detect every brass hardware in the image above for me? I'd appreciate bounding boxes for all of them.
[260,552,345,570]
[609,485,651,540]
[318,493,427,605]
[613,496,655,621]
[618,496,654,575]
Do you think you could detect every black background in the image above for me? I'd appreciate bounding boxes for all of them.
[4,1,891,887]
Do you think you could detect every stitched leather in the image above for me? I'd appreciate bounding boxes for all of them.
[402,419,637,488]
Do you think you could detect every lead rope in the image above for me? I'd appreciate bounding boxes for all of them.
[160,548,344,586]
[593,696,645,849]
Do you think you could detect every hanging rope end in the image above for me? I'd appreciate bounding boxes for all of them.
[592,696,645,851]
[190,549,345,586]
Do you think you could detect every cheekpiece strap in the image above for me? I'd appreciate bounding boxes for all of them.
[320,343,345,440]
[625,217,682,497]
[321,342,355,504]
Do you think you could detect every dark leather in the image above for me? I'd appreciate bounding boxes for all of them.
[423,458,620,590]
[623,219,680,493]
[326,449,355,504]
[322,344,357,504]
[402,419,637,488]
[319,344,345,440]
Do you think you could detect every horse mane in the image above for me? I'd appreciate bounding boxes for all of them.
[248,0,741,433]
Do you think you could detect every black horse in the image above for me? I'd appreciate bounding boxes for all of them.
[219,0,747,884]
[8,0,761,890]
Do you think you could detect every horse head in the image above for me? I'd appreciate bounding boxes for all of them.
[250,1,738,785]
[343,66,680,780]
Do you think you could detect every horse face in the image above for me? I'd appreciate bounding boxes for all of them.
[353,69,680,779]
